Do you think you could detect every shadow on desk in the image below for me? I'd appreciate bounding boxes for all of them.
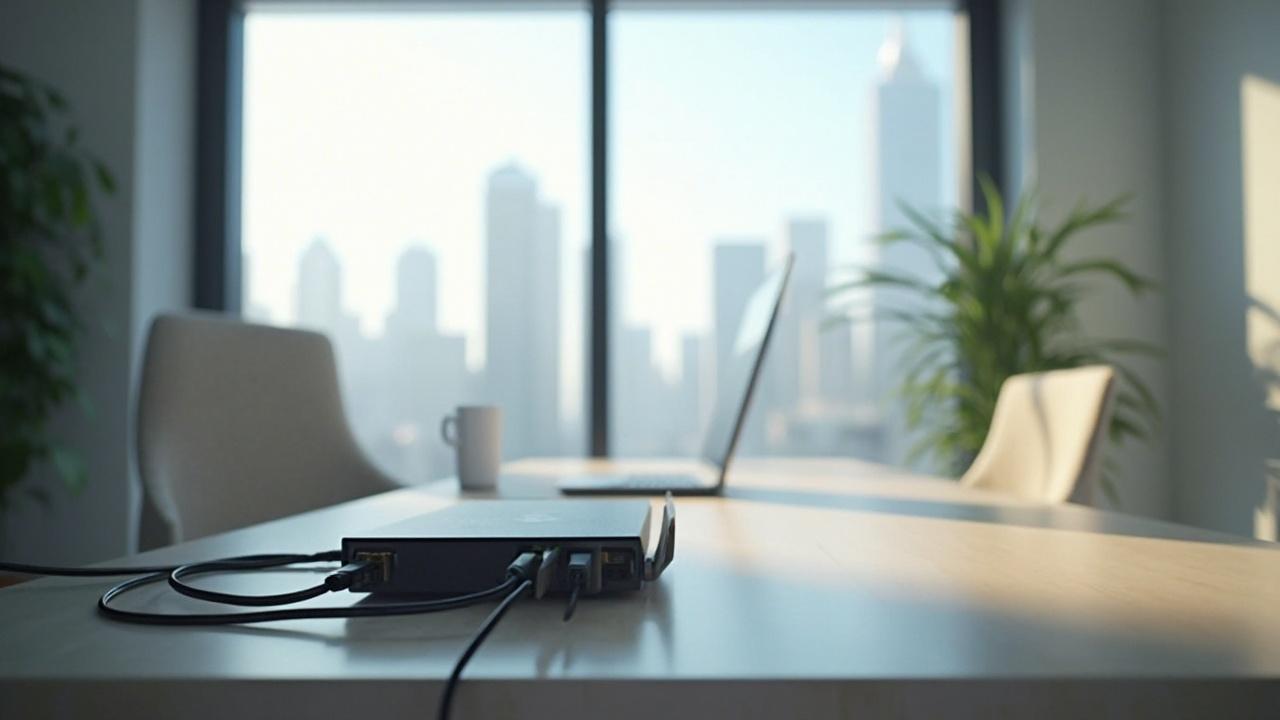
[723,486,1263,547]
[182,575,676,674]
[193,551,1262,685]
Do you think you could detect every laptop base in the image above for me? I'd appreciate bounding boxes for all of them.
[558,473,722,496]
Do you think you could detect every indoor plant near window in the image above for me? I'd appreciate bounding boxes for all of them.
[829,179,1159,504]
[0,65,114,518]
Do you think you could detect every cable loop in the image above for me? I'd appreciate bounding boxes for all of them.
[167,553,338,607]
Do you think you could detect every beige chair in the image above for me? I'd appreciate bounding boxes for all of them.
[136,312,397,548]
[961,365,1117,504]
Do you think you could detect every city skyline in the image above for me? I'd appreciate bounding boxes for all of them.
[241,10,955,378]
[243,15,952,481]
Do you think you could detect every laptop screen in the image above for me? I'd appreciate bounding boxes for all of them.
[699,254,794,471]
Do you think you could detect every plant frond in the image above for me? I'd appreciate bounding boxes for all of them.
[826,269,938,297]
[1053,258,1156,294]
[1043,194,1130,259]
[978,174,1004,243]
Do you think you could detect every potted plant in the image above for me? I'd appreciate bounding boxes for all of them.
[829,179,1159,504]
[0,65,114,522]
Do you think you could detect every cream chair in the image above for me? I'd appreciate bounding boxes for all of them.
[136,313,397,548]
[961,365,1117,505]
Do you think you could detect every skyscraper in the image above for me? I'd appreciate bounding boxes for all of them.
[677,332,707,455]
[484,162,561,459]
[529,204,563,454]
[773,217,853,406]
[614,324,667,455]
[389,245,438,334]
[713,241,766,454]
[384,245,468,482]
[293,235,371,466]
[296,236,342,331]
[819,315,856,402]
[294,235,363,362]
[871,24,942,465]
[602,240,676,456]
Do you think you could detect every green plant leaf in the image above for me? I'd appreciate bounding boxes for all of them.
[825,179,1159,502]
[49,446,87,493]
[1043,195,1130,259]
[978,174,1004,243]
[1054,258,1155,294]
[0,63,111,507]
[93,159,115,194]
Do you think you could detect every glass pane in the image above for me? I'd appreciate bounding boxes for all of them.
[241,8,589,482]
[610,5,959,469]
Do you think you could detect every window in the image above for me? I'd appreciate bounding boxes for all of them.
[609,6,959,466]
[226,1,972,480]
[240,7,589,482]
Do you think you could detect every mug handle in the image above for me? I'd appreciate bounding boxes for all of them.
[441,415,458,448]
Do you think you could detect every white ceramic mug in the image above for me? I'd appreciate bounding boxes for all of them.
[441,405,502,491]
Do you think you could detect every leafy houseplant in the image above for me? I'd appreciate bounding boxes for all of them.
[830,179,1159,504]
[0,66,114,514]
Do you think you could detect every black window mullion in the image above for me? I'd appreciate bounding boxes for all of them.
[194,0,244,312]
[964,0,1003,214]
[589,0,610,457]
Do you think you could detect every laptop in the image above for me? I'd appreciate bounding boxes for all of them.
[559,253,794,496]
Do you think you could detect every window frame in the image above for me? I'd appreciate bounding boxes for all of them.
[194,0,1001,458]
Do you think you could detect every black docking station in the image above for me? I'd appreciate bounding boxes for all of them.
[341,496,675,598]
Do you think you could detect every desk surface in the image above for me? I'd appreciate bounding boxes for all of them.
[3,458,1279,719]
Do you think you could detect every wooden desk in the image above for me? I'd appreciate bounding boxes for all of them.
[2,458,1279,718]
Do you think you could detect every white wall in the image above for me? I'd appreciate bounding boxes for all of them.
[1005,0,1280,537]
[131,0,198,544]
[1161,0,1280,537]
[0,0,195,563]
[1001,0,1171,519]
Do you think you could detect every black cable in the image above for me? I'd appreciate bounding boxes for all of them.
[1,561,192,576]
[98,572,521,626]
[437,578,533,720]
[167,553,344,607]
[0,551,340,578]
[5,551,377,609]
[562,582,581,622]
[14,546,547,720]
[563,551,590,622]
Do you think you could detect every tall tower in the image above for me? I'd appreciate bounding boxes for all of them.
[874,23,941,233]
[294,236,367,459]
[774,218,848,405]
[713,241,766,454]
[602,240,669,456]
[871,23,942,465]
[296,236,342,332]
[384,245,467,482]
[388,245,438,335]
[677,332,706,455]
[484,162,561,459]
[530,204,562,454]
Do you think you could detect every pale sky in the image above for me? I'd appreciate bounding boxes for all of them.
[241,6,957,419]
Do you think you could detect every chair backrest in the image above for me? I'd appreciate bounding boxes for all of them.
[960,365,1117,504]
[137,312,396,546]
